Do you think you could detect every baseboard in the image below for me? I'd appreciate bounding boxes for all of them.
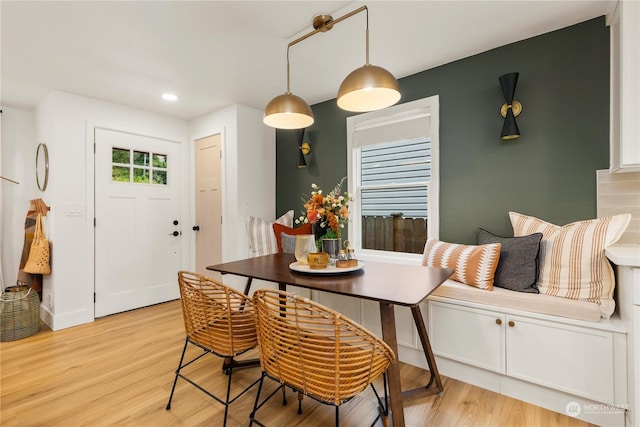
[40,304,93,331]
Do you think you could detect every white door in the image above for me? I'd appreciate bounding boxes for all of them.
[194,134,222,279]
[95,128,181,317]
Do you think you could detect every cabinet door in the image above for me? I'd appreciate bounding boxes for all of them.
[506,316,615,403]
[429,301,505,373]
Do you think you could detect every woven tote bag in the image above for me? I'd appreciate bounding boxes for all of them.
[24,213,51,275]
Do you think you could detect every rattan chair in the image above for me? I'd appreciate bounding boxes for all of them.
[166,271,260,426]
[250,289,396,427]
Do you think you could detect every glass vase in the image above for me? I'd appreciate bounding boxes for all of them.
[294,234,317,265]
[321,238,342,265]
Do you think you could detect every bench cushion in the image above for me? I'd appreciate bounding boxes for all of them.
[429,279,602,322]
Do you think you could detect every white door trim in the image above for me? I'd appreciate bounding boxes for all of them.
[85,122,189,320]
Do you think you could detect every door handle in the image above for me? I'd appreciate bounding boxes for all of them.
[193,225,200,231]
[169,231,180,236]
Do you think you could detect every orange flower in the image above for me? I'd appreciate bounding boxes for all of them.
[295,177,353,238]
[340,206,349,219]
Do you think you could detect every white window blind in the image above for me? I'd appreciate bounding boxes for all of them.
[360,138,430,218]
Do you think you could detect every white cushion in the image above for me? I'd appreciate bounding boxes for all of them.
[509,212,631,319]
[246,210,293,257]
[430,279,602,323]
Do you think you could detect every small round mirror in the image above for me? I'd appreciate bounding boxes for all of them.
[36,143,49,191]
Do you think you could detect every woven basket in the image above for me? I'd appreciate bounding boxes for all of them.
[1,286,40,341]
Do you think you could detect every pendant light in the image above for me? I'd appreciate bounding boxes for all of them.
[337,9,400,112]
[263,5,400,129]
[263,47,314,129]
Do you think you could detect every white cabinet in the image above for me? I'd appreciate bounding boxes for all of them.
[505,315,615,403]
[610,0,640,172]
[428,303,504,373]
[429,300,621,404]
[606,244,640,426]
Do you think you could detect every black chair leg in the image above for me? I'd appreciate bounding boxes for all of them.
[335,406,340,427]
[223,360,234,427]
[249,374,265,427]
[165,338,189,410]
[297,392,304,414]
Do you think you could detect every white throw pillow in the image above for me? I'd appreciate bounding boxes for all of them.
[509,211,631,318]
[246,210,293,257]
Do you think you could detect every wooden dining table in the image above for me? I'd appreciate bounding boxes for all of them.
[207,253,453,427]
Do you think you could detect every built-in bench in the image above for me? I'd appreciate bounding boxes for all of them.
[415,279,628,427]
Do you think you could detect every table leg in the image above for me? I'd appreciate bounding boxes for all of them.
[243,277,254,296]
[379,302,405,427]
[400,305,443,401]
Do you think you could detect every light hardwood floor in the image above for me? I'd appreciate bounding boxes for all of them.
[1,299,595,427]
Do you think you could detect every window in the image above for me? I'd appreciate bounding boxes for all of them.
[111,147,168,185]
[347,96,439,261]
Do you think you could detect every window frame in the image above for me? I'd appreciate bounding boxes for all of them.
[346,95,440,264]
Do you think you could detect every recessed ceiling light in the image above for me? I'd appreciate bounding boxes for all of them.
[162,93,178,101]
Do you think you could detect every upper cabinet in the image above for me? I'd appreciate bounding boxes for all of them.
[610,0,640,172]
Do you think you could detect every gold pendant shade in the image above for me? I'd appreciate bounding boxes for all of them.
[263,93,314,129]
[337,64,401,112]
[264,5,400,129]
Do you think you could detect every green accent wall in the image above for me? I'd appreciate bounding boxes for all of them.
[276,17,610,244]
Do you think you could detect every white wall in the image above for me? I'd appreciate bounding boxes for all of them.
[2,91,274,331]
[189,104,276,295]
[189,104,276,263]
[1,107,36,289]
[0,91,276,330]
[33,91,189,330]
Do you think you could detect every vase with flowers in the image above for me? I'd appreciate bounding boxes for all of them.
[296,177,353,259]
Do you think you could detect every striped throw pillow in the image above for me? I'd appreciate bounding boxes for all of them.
[246,210,293,257]
[509,212,631,319]
[422,239,501,290]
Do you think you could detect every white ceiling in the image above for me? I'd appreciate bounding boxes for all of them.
[1,1,615,121]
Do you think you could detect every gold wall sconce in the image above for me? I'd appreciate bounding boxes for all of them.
[499,72,522,140]
[264,5,401,130]
[297,129,311,168]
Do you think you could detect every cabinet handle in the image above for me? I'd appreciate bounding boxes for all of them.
[508,320,515,327]
[495,318,502,325]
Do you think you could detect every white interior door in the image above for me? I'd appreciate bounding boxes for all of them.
[95,128,181,317]
[194,134,222,278]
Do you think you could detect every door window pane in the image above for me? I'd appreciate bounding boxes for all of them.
[133,151,150,166]
[112,166,130,182]
[133,168,149,183]
[153,153,167,168]
[152,170,167,185]
[112,148,130,164]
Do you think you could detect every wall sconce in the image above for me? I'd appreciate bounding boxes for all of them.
[264,5,401,129]
[297,129,311,168]
[499,72,522,140]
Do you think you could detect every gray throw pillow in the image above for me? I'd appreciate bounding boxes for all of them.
[281,233,297,254]
[477,228,543,293]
